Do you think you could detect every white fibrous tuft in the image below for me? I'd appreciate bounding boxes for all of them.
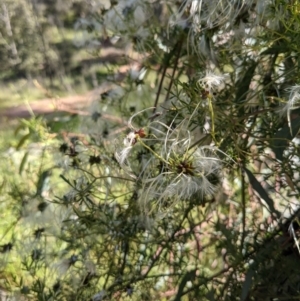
[170,0,255,31]
[140,136,222,215]
[198,71,225,93]
[283,85,300,114]
[115,111,223,217]
[280,85,300,132]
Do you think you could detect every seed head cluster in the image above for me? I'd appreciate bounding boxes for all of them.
[116,114,223,216]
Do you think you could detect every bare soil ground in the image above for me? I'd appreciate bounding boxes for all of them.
[0,85,127,127]
[0,47,142,125]
[0,93,92,119]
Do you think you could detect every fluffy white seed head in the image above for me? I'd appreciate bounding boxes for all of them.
[279,85,300,133]
[283,85,300,114]
[198,71,225,93]
[170,0,255,31]
[165,147,221,199]
[139,137,222,216]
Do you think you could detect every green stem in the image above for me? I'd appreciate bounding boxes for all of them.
[137,137,169,165]
[208,96,217,145]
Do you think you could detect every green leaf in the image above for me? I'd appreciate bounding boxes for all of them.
[59,174,74,188]
[241,268,254,301]
[206,290,216,301]
[244,167,280,218]
[36,170,52,196]
[173,269,196,301]
[260,44,289,55]
[271,116,300,161]
[16,133,31,150]
[234,61,257,104]
[0,179,5,194]
[19,151,29,175]
[14,123,25,136]
[72,205,83,218]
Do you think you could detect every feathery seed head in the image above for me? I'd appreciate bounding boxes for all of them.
[170,0,254,31]
[280,85,300,133]
[116,109,223,217]
[166,146,222,198]
[198,71,225,93]
[117,128,147,165]
[140,136,222,216]
[284,85,300,113]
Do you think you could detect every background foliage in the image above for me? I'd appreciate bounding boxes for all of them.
[1,0,300,300]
